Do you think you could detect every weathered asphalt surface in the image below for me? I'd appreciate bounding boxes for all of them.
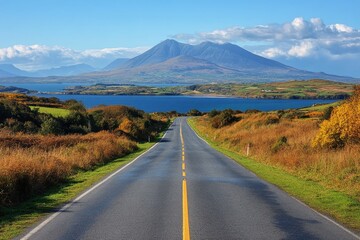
[18,117,359,240]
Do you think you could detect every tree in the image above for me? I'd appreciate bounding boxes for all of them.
[312,86,360,148]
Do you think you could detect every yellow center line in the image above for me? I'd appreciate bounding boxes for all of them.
[180,121,190,240]
[182,179,190,240]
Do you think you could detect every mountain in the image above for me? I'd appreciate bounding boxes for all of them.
[33,64,96,77]
[0,63,96,78]
[0,40,358,83]
[83,39,356,83]
[0,69,15,78]
[0,64,29,77]
[119,39,293,72]
[103,58,129,71]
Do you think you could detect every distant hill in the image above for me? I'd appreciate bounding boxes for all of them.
[103,58,130,71]
[33,64,96,77]
[0,85,34,94]
[0,64,29,77]
[0,69,15,78]
[0,63,96,78]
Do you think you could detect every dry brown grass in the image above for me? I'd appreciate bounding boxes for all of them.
[194,113,360,199]
[0,131,137,206]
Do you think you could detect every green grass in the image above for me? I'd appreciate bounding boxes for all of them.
[188,118,360,231]
[0,141,156,240]
[30,106,70,117]
[300,101,342,111]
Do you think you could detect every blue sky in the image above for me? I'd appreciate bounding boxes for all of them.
[1,0,359,77]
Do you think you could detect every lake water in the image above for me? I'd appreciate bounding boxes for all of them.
[36,94,336,113]
[2,83,336,113]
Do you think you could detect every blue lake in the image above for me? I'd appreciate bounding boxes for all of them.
[3,83,336,113]
[36,94,336,113]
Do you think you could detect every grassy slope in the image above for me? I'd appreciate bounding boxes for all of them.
[188,118,360,232]
[30,106,70,117]
[300,101,342,111]
[0,141,155,240]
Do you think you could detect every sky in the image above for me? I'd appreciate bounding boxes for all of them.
[0,0,359,77]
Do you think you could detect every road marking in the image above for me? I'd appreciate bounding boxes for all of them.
[183,179,190,240]
[180,120,190,240]
[20,125,172,240]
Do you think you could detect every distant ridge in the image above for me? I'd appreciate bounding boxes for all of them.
[0,39,358,83]
[103,58,130,71]
[0,63,96,78]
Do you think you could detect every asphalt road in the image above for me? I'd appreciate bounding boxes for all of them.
[18,117,359,240]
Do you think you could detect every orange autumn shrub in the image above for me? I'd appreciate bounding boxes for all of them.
[313,86,360,148]
[0,131,137,206]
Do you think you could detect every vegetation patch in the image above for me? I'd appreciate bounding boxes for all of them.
[30,106,70,117]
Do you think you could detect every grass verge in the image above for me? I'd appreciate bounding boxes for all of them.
[188,117,360,232]
[30,106,70,117]
[0,141,156,240]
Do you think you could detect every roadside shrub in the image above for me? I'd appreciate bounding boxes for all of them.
[208,109,220,117]
[245,109,261,114]
[0,131,137,206]
[271,136,288,153]
[313,86,360,148]
[265,116,280,125]
[40,117,63,135]
[211,110,237,128]
[187,109,202,116]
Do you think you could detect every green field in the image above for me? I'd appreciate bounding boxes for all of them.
[300,101,342,111]
[30,106,70,117]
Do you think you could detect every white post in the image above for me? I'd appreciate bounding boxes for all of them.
[246,143,250,156]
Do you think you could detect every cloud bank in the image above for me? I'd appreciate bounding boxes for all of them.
[173,17,360,60]
[172,17,360,77]
[0,45,148,70]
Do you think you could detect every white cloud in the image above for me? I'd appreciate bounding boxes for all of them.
[0,45,148,70]
[261,47,287,58]
[329,24,353,33]
[173,17,360,61]
[288,41,315,57]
